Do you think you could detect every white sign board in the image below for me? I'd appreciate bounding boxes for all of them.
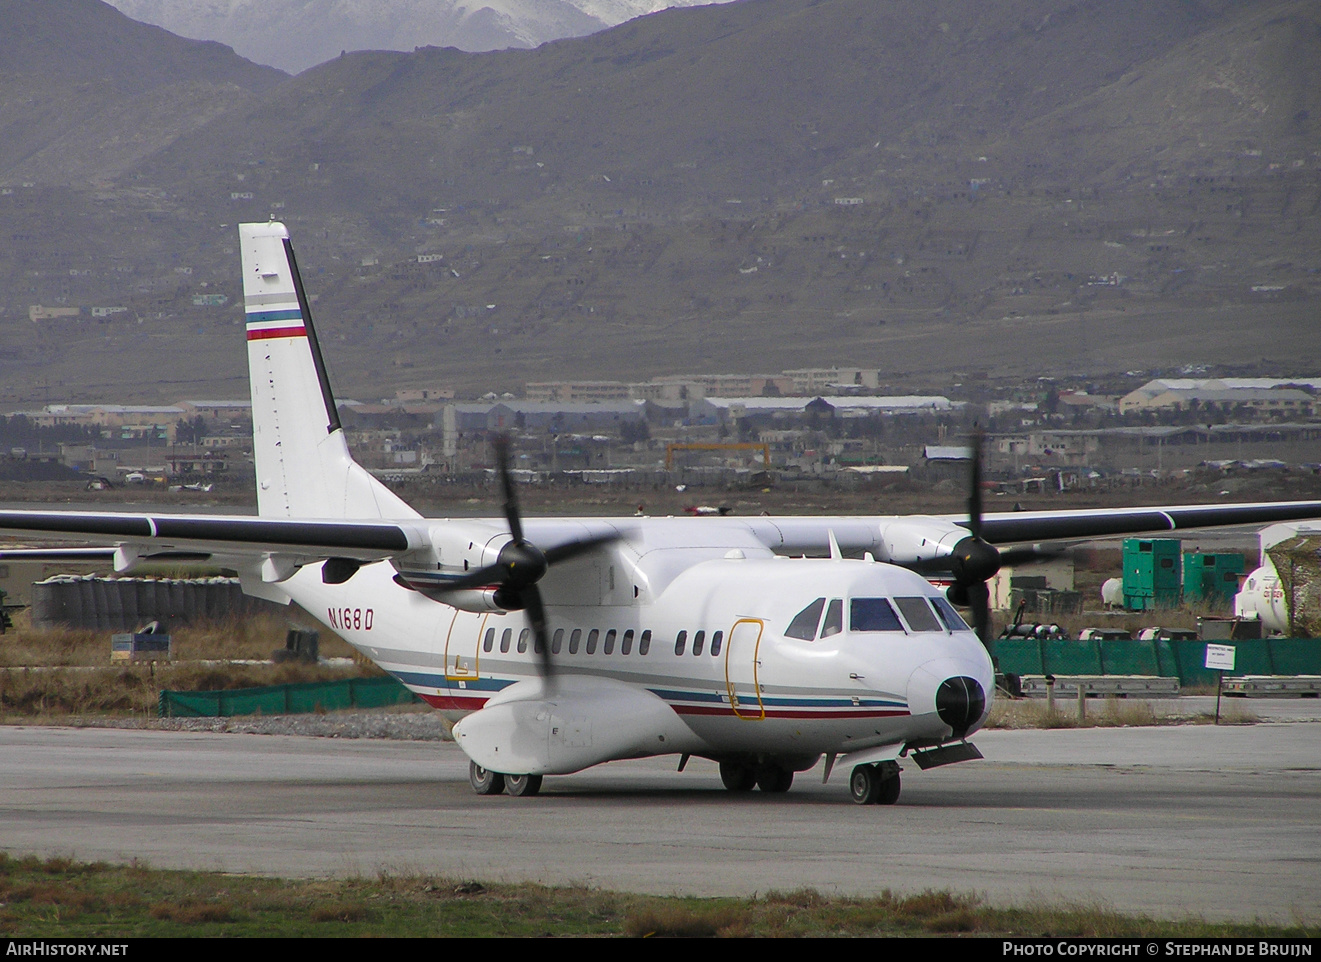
[1205,643,1236,671]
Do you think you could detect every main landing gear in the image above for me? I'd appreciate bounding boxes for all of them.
[719,761,794,794]
[469,761,542,797]
[849,762,901,805]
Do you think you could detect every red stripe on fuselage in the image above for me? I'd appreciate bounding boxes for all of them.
[672,704,909,720]
[246,325,307,341]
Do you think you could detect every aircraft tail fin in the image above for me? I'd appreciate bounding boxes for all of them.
[240,222,419,521]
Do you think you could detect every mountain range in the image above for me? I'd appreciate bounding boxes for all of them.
[104,0,738,74]
[0,0,1317,402]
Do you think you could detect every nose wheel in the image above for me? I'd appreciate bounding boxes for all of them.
[469,761,542,797]
[849,763,901,805]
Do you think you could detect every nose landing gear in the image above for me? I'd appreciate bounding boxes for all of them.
[469,760,542,797]
[849,762,901,805]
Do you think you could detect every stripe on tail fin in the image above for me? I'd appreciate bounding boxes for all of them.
[240,222,419,521]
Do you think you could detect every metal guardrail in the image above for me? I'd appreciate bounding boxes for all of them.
[1223,675,1321,698]
[1018,674,1181,697]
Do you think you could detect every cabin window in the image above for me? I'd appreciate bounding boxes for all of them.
[483,628,495,652]
[710,630,723,656]
[895,597,942,633]
[692,630,705,656]
[850,598,905,632]
[533,630,544,655]
[603,629,617,655]
[569,628,582,654]
[586,629,599,654]
[674,630,687,656]
[552,628,564,654]
[931,598,971,633]
[621,630,634,655]
[786,598,826,640]
[500,628,512,653]
[821,599,843,637]
[518,628,530,653]
[639,630,651,655]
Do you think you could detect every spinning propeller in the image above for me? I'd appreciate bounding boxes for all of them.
[414,436,620,680]
[906,430,1064,645]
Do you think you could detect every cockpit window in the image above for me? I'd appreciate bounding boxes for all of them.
[894,597,942,632]
[850,598,905,632]
[821,599,843,637]
[931,597,972,632]
[786,598,826,640]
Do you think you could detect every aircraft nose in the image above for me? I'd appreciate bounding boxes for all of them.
[935,676,985,738]
[906,656,993,739]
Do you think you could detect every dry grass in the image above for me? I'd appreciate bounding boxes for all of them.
[0,855,1309,937]
[0,660,373,717]
[0,610,356,667]
[0,611,377,718]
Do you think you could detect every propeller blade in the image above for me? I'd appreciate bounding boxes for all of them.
[968,580,992,647]
[416,562,509,594]
[522,584,553,683]
[543,531,623,566]
[494,434,525,545]
[997,543,1067,568]
[967,427,984,540]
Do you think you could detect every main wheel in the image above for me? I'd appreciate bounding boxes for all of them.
[755,764,794,793]
[719,761,756,792]
[876,771,901,805]
[469,761,505,796]
[849,764,882,805]
[504,773,543,797]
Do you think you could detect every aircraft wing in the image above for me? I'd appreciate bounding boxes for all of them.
[972,500,1321,544]
[0,509,422,562]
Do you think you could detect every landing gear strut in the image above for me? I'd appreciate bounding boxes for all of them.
[849,763,901,805]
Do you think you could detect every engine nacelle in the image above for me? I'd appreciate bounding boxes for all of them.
[1235,564,1289,634]
[877,518,970,566]
[440,588,507,613]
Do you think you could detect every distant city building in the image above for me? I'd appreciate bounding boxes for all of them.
[1119,379,1315,418]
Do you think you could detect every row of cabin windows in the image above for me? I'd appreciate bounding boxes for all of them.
[479,625,731,660]
[482,627,652,657]
[785,595,970,641]
[673,630,723,657]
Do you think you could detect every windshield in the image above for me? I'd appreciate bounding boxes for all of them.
[850,598,905,632]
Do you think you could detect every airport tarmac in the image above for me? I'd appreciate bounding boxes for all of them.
[1,718,1317,922]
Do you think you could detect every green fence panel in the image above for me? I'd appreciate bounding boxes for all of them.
[1229,642,1276,676]
[1268,639,1321,675]
[1042,639,1103,676]
[1168,640,1217,687]
[286,680,355,714]
[1154,640,1180,678]
[221,687,289,716]
[159,676,418,718]
[1098,641,1160,676]
[1167,640,1272,686]
[158,690,220,717]
[991,638,1044,676]
[351,676,420,708]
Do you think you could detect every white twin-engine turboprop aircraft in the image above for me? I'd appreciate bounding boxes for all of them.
[4,222,1321,805]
